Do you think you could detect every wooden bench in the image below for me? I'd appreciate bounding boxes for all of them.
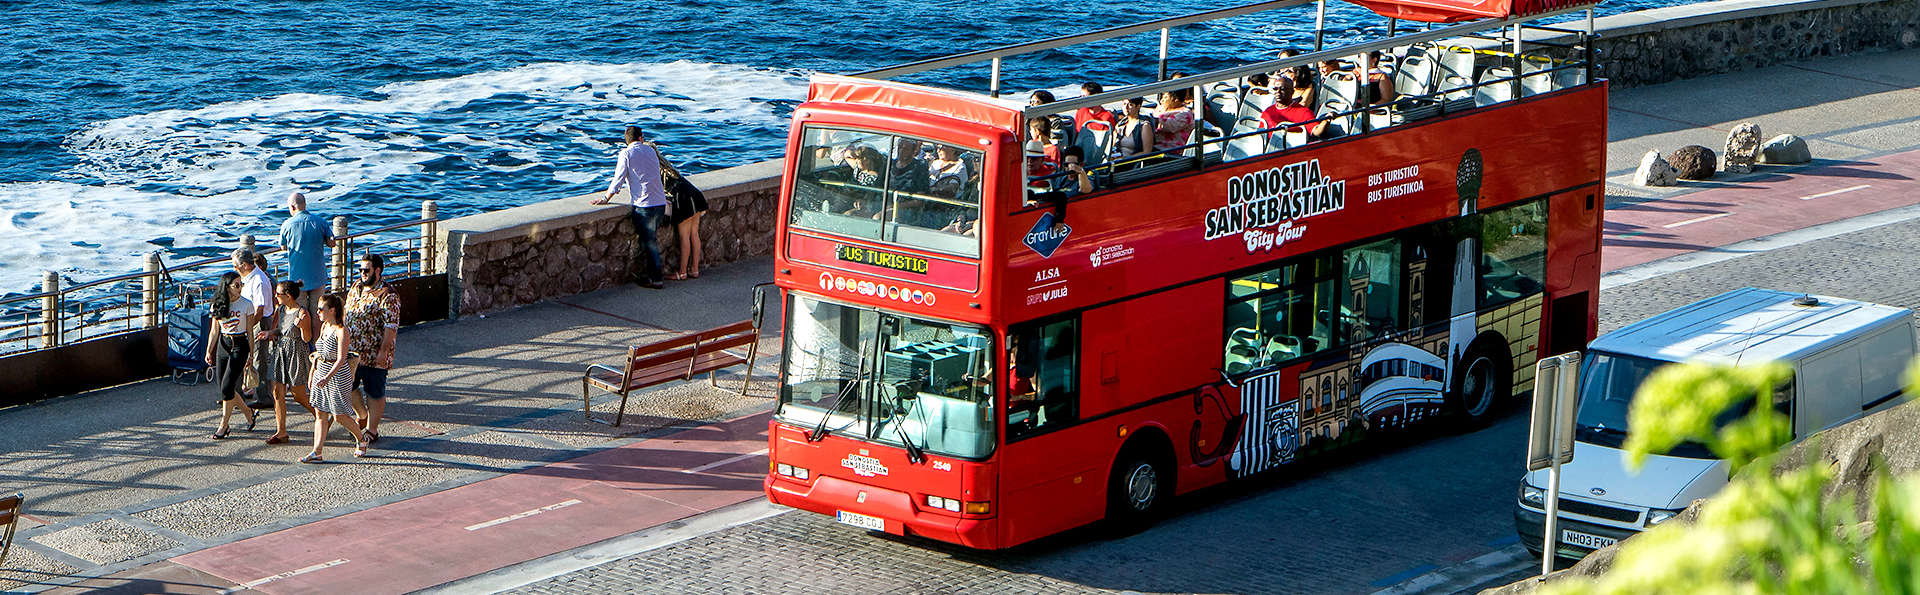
[581,320,762,427]
[0,492,22,567]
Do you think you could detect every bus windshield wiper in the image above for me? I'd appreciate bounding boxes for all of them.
[887,381,926,464]
[808,355,867,442]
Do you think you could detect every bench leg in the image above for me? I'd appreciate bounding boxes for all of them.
[582,379,593,423]
[738,365,753,396]
[613,392,629,427]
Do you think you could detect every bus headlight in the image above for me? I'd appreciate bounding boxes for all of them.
[925,495,962,512]
[1519,484,1545,509]
[776,463,811,480]
[1645,508,1682,527]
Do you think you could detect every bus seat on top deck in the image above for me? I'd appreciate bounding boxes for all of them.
[1203,83,1240,136]
[1519,59,1555,96]
[1475,67,1516,106]
[1223,117,1269,162]
[1394,55,1437,98]
[1075,120,1113,168]
[1435,46,1476,102]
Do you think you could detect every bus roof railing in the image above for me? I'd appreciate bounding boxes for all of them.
[852,0,1310,82]
[1025,2,1594,119]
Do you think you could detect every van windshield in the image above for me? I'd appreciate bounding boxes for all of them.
[1573,351,1745,459]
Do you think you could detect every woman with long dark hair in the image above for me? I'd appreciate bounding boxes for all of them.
[204,271,260,439]
[303,294,370,463]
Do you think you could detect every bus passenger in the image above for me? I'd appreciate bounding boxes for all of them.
[1026,117,1061,169]
[1027,145,1095,206]
[1153,89,1194,152]
[1360,51,1397,106]
[1072,82,1117,133]
[1260,77,1327,140]
[928,145,971,198]
[1113,98,1157,163]
[889,137,929,196]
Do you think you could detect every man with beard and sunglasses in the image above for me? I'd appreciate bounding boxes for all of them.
[344,253,401,443]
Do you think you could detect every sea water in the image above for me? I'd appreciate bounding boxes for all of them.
[0,0,1694,293]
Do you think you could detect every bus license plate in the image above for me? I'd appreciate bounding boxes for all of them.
[1561,529,1617,550]
[836,510,886,531]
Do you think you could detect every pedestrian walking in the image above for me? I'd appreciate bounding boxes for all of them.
[279,191,332,312]
[303,294,369,463]
[205,272,260,439]
[264,280,318,445]
[345,254,401,443]
[232,248,274,409]
[591,125,670,289]
[652,142,707,281]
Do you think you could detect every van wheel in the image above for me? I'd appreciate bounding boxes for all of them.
[1450,345,1509,424]
[1106,450,1169,527]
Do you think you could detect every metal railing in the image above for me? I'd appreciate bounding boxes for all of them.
[0,201,440,356]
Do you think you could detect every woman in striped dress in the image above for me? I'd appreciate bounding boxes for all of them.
[302,294,370,463]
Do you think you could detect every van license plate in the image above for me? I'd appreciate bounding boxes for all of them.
[836,510,886,531]
[1561,529,1617,550]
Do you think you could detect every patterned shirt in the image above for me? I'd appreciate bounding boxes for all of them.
[345,282,401,369]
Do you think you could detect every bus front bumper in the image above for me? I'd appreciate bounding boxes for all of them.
[766,474,998,549]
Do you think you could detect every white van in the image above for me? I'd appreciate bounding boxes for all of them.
[1513,288,1917,562]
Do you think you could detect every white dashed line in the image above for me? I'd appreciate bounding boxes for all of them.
[1799,184,1871,200]
[465,499,584,531]
[1662,212,1731,228]
[223,558,349,593]
[682,449,769,474]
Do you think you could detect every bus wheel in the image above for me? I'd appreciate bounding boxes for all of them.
[1107,450,1169,527]
[1449,344,1509,425]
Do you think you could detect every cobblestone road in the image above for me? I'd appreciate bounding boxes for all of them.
[520,215,1920,595]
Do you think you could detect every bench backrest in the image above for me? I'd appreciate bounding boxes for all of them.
[694,320,760,354]
[623,334,704,382]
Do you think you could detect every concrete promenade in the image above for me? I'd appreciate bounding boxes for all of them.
[0,47,1916,594]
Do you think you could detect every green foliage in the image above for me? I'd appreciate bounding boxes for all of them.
[1540,359,1920,595]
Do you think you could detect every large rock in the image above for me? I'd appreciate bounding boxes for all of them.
[1760,134,1812,164]
[1634,150,1678,187]
[1668,145,1717,180]
[1724,123,1762,174]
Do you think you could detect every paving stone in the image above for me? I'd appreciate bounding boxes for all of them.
[29,518,180,566]
[131,460,472,540]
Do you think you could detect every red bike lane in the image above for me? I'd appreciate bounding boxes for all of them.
[1602,149,1920,270]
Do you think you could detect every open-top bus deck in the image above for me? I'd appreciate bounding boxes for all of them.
[766,0,1606,549]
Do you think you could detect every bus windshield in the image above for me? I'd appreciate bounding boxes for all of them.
[779,294,996,458]
[788,126,984,258]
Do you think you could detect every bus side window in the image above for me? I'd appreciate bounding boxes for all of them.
[1007,318,1079,439]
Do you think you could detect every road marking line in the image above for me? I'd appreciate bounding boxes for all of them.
[1662,212,1731,228]
[1800,184,1871,200]
[465,499,583,531]
[223,559,349,593]
[683,449,769,474]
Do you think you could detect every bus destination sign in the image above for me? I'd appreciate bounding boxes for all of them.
[1203,158,1347,253]
[836,244,929,275]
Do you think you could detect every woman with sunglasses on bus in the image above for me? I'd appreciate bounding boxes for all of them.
[303,294,370,463]
[205,271,260,439]
[263,280,318,445]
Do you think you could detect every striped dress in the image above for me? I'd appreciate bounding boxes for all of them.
[307,329,356,416]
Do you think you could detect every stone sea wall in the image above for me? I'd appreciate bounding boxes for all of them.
[438,160,781,316]
[1591,0,1920,88]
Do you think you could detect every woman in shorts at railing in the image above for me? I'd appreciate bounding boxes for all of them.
[205,271,260,439]
[264,280,318,446]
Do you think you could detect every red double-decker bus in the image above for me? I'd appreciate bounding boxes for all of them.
[765,0,1607,549]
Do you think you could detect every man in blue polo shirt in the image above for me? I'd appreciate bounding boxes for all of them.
[279,191,332,310]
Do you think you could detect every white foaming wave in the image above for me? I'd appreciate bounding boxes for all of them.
[13,61,807,293]
[0,182,234,292]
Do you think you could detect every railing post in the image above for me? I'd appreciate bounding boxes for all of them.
[988,57,1002,98]
[41,271,60,348]
[241,233,256,255]
[421,200,438,275]
[1313,0,1326,51]
[1157,27,1170,81]
[143,252,163,329]
[1512,24,1525,100]
[332,216,350,293]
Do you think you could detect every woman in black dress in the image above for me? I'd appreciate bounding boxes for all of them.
[204,271,260,439]
[652,143,709,280]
